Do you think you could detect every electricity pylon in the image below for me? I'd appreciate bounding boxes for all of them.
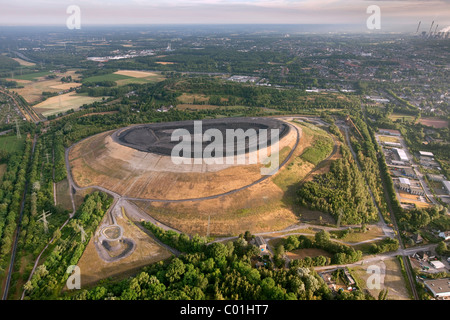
[15,119,21,139]
[38,210,52,233]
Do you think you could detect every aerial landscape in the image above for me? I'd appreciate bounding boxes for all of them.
[0,0,449,312]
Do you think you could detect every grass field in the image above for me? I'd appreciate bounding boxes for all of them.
[389,113,415,122]
[12,58,36,66]
[33,92,104,116]
[0,135,25,154]
[82,70,165,86]
[379,136,400,143]
[82,73,132,83]
[12,70,82,104]
[178,93,210,104]
[286,248,332,260]
[297,122,334,166]
[330,226,384,243]
[55,178,73,211]
[14,71,52,81]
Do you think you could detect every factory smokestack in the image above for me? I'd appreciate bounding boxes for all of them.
[416,21,421,33]
[428,21,434,37]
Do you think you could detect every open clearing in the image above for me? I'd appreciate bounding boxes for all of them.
[33,92,104,116]
[82,70,165,86]
[76,206,172,287]
[418,117,448,129]
[0,135,25,154]
[177,93,210,104]
[331,226,384,243]
[389,113,415,122]
[379,135,400,143]
[286,248,332,260]
[349,257,410,300]
[113,70,159,78]
[55,178,73,211]
[14,71,52,81]
[12,58,36,66]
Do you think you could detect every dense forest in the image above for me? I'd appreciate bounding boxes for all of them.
[66,226,371,300]
[297,145,377,225]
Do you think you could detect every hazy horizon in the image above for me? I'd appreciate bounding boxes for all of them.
[1,0,449,33]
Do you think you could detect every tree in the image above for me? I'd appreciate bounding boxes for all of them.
[378,288,389,300]
[165,258,186,283]
[314,230,330,248]
[436,241,448,256]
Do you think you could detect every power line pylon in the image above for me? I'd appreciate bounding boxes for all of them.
[15,119,21,139]
[38,210,52,233]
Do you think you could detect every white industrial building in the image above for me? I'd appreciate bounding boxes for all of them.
[430,260,446,269]
[393,148,409,162]
[424,278,450,298]
[379,129,401,136]
[419,151,434,157]
[443,181,450,195]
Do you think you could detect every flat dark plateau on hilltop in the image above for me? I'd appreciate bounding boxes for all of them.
[112,117,290,158]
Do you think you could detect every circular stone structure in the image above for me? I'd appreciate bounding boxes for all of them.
[68,117,299,201]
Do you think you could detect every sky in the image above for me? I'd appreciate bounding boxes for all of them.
[1,0,449,32]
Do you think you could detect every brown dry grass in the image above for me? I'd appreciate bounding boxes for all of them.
[350,258,410,300]
[69,125,297,201]
[33,93,104,116]
[12,58,36,66]
[286,248,332,260]
[68,120,338,236]
[177,93,210,104]
[418,118,449,129]
[113,70,158,78]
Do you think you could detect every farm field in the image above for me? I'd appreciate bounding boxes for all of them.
[13,71,52,81]
[418,117,448,129]
[82,70,165,86]
[12,70,82,104]
[33,92,104,116]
